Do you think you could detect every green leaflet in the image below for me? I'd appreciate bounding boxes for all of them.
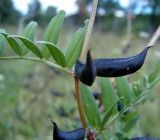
[0,34,5,53]
[65,20,88,68]
[22,21,37,41]
[1,33,22,56]
[21,21,38,55]
[121,112,138,132]
[41,10,65,59]
[0,29,6,53]
[115,77,135,105]
[7,37,23,56]
[100,100,118,129]
[80,83,101,129]
[37,41,66,67]
[148,61,160,83]
[100,78,118,114]
[132,81,142,97]
[11,35,43,58]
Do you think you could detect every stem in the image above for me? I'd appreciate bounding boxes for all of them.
[0,56,74,76]
[74,0,98,130]
[147,25,160,46]
[80,0,98,60]
[74,77,87,128]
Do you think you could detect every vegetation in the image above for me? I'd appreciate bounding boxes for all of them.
[0,0,160,140]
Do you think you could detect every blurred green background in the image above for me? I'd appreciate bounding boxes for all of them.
[0,0,160,139]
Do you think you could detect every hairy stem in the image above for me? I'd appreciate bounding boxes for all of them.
[0,56,74,76]
[74,77,87,128]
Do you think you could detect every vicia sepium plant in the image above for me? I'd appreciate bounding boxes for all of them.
[0,1,160,140]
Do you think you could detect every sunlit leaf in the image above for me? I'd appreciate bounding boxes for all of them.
[65,20,88,68]
[22,21,38,55]
[100,78,118,113]
[80,83,101,129]
[115,77,135,105]
[41,10,65,58]
[11,35,43,58]
[37,41,66,67]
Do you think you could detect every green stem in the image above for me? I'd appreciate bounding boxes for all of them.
[0,56,74,76]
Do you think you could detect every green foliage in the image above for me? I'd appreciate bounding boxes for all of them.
[100,78,118,113]
[6,36,23,56]
[21,21,38,55]
[100,100,118,130]
[0,11,87,69]
[132,81,143,97]
[38,41,66,67]
[0,8,160,140]
[12,36,43,58]
[41,10,65,58]
[65,20,88,68]
[121,111,138,133]
[80,83,101,129]
[148,61,160,83]
[1,33,22,56]
[0,29,7,54]
[115,77,135,105]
